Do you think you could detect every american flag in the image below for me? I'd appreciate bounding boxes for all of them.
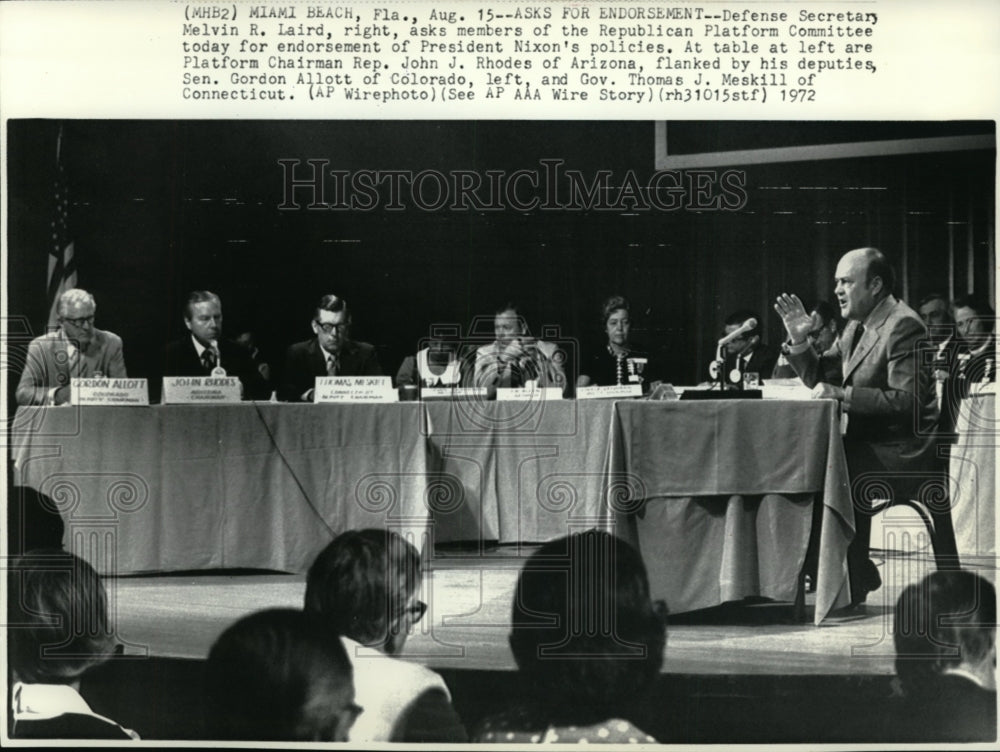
[47,126,77,330]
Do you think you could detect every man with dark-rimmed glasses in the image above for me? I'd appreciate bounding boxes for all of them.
[16,288,126,406]
[304,529,466,743]
[278,294,383,402]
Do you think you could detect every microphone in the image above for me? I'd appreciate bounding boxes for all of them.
[717,317,758,348]
[713,318,757,388]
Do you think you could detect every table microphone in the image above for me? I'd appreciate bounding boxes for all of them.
[717,317,758,349]
[711,317,758,385]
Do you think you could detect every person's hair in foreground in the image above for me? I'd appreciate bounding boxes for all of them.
[205,608,359,741]
[894,569,997,694]
[304,528,422,654]
[508,530,666,727]
[9,548,114,684]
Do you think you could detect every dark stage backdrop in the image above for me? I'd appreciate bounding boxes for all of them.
[6,120,995,399]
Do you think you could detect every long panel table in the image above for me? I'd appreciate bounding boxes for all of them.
[10,404,431,574]
[11,397,853,623]
[422,399,617,543]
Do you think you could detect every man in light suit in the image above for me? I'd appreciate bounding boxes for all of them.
[16,288,126,406]
[161,290,269,401]
[473,302,567,393]
[279,294,383,402]
[775,247,955,606]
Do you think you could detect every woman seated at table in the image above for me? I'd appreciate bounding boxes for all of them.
[395,332,473,389]
[577,295,652,391]
[473,530,666,743]
[9,549,138,739]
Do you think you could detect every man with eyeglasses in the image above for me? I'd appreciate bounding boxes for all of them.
[952,295,996,396]
[304,529,466,742]
[278,294,383,402]
[16,288,126,406]
[161,290,269,401]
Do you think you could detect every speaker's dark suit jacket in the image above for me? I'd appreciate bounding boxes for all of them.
[160,336,270,401]
[278,338,383,401]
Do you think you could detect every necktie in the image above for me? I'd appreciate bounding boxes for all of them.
[849,324,865,357]
[67,347,80,377]
[327,355,338,376]
[201,348,216,371]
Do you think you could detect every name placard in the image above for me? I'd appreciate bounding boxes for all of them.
[314,376,397,403]
[577,384,643,400]
[162,376,241,404]
[71,378,149,406]
[421,387,489,401]
[495,386,564,402]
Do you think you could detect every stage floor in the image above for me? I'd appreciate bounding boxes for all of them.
[109,528,998,677]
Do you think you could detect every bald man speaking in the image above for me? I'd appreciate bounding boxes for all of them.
[775,247,955,609]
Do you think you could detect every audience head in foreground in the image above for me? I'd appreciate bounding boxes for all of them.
[304,530,467,743]
[891,569,996,742]
[894,569,996,694]
[476,530,666,743]
[9,549,136,739]
[305,528,424,655]
[205,608,359,742]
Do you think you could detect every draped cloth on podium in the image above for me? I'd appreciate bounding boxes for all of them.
[608,399,853,624]
[421,399,616,544]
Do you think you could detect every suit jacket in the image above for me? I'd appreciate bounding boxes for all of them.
[279,337,383,401]
[742,342,779,379]
[161,336,270,401]
[473,339,567,393]
[788,295,939,483]
[15,329,126,406]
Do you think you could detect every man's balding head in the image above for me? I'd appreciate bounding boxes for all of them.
[834,247,894,321]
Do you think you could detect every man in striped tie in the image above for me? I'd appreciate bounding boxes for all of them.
[160,290,270,401]
[16,288,126,406]
[278,294,383,402]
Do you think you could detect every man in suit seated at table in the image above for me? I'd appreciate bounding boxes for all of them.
[473,302,567,393]
[717,310,779,384]
[917,292,962,436]
[279,294,383,402]
[951,295,996,397]
[775,247,955,607]
[161,290,269,401]
[16,288,126,406]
